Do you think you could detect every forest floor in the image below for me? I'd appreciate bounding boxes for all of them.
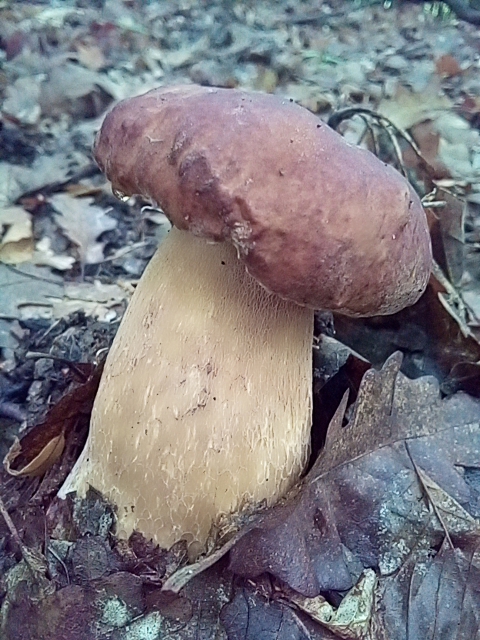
[0,1,480,639]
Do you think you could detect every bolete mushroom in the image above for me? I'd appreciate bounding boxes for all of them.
[60,85,432,553]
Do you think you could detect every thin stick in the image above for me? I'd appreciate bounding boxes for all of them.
[405,442,454,549]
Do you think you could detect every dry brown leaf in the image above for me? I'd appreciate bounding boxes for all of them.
[3,362,99,479]
[403,120,449,180]
[435,54,462,79]
[75,41,106,71]
[229,353,480,595]
[0,206,34,264]
[4,433,65,478]
[378,537,480,639]
[413,465,478,534]
[378,84,452,131]
[425,189,466,285]
[51,193,117,265]
[161,36,209,69]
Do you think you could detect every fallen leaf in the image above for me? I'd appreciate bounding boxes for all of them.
[408,120,441,166]
[32,237,75,271]
[0,206,33,264]
[435,54,463,78]
[434,112,480,181]
[39,62,114,119]
[4,433,65,477]
[378,84,452,131]
[378,536,480,640]
[0,155,70,206]
[160,36,209,69]
[333,275,480,395]
[229,354,480,600]
[220,578,314,640]
[50,280,129,320]
[33,5,79,27]
[403,120,449,180]
[288,570,376,639]
[2,546,55,616]
[70,536,115,583]
[2,76,41,125]
[75,41,106,71]
[1,582,95,640]
[457,94,480,125]
[0,262,64,320]
[3,362,98,479]
[51,193,117,266]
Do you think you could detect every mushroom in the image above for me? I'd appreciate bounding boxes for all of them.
[60,85,432,554]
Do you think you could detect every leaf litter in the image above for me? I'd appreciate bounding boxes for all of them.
[51,193,117,267]
[1,0,480,638]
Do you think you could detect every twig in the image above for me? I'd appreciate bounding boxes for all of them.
[0,492,24,551]
[405,441,454,549]
[327,107,436,178]
[357,115,379,158]
[46,544,70,584]
[100,240,151,263]
[25,352,90,382]
[0,490,53,591]
[2,264,62,286]
[384,125,408,178]
[432,260,474,340]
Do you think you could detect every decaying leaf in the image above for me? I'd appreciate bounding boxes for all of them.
[288,570,377,640]
[403,120,446,178]
[221,578,316,640]
[0,262,64,320]
[378,84,480,187]
[334,274,480,395]
[51,193,117,265]
[39,62,115,119]
[3,362,100,480]
[435,54,463,79]
[378,536,480,640]
[2,2,480,638]
[436,112,480,182]
[75,41,106,72]
[229,354,480,606]
[4,432,65,478]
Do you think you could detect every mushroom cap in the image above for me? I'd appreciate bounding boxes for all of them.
[94,84,432,316]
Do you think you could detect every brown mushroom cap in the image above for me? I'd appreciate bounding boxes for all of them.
[94,85,432,316]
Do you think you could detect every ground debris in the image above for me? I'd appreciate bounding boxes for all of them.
[1,0,480,638]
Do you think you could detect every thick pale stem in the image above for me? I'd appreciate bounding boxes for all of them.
[62,228,313,550]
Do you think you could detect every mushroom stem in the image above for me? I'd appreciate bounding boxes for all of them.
[62,227,313,550]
